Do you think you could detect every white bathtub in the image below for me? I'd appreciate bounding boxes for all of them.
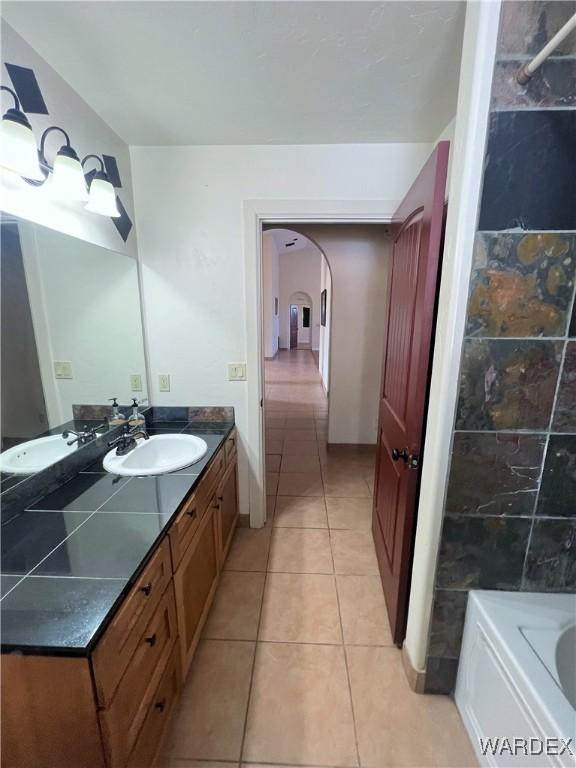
[455,591,576,768]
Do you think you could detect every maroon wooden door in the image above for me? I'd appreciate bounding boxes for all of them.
[372,142,449,646]
[289,305,298,349]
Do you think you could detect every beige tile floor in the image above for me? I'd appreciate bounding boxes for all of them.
[161,350,476,768]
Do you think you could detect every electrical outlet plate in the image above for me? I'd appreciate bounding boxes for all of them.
[54,361,73,379]
[130,374,143,392]
[158,374,171,392]
[228,363,247,381]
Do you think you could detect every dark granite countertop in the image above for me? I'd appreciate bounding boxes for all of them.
[0,419,234,656]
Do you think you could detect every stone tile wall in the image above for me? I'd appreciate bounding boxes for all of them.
[425,0,576,694]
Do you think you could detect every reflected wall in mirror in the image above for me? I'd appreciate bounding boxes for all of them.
[1,213,148,488]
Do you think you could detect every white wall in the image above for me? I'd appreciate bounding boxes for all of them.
[130,142,433,515]
[0,23,136,257]
[319,254,332,392]
[278,244,321,350]
[295,225,389,445]
[261,231,279,358]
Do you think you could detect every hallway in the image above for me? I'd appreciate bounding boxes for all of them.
[162,350,476,768]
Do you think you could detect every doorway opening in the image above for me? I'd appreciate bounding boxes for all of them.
[289,291,313,349]
[256,143,449,648]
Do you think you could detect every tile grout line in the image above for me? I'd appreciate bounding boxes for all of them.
[329,520,362,768]
[237,478,275,764]
[520,334,570,588]
[237,352,370,766]
[201,636,396,650]
[2,475,140,599]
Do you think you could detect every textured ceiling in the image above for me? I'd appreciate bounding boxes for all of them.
[2,1,466,145]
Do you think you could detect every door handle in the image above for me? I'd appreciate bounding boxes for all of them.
[391,448,419,469]
[391,448,409,463]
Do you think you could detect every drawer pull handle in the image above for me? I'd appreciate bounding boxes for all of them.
[140,582,153,596]
[145,633,157,647]
[186,507,197,518]
[155,698,166,713]
[217,495,224,502]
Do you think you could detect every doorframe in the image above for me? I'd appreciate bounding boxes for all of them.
[403,0,502,677]
[243,0,499,688]
[243,200,398,530]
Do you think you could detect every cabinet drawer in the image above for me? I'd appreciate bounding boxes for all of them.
[92,538,172,705]
[126,645,181,768]
[100,584,178,767]
[169,490,203,568]
[169,449,225,569]
[199,449,225,505]
[225,430,237,466]
[174,505,219,679]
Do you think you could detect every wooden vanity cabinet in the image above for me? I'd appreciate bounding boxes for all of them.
[1,436,239,768]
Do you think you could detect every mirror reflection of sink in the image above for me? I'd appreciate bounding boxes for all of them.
[0,434,78,475]
[103,434,208,477]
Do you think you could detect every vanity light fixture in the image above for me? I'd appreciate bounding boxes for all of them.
[0,85,43,180]
[82,154,120,218]
[1,80,125,224]
[40,126,88,201]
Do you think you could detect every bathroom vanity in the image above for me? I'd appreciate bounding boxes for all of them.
[1,418,239,768]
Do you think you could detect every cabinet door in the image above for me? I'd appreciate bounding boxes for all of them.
[126,645,181,768]
[93,538,172,705]
[218,461,238,564]
[174,504,219,679]
[99,585,178,768]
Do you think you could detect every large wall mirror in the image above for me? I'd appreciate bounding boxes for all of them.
[1,214,148,493]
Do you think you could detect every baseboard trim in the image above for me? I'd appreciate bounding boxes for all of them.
[402,644,426,693]
[264,350,279,361]
[237,514,251,528]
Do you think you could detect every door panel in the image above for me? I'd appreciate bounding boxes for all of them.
[289,305,298,349]
[382,212,422,426]
[298,305,311,345]
[372,142,449,646]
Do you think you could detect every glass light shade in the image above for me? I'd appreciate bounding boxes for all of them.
[0,110,43,181]
[49,148,88,201]
[85,173,120,217]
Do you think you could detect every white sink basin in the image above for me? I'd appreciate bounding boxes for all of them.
[103,434,208,476]
[0,434,78,475]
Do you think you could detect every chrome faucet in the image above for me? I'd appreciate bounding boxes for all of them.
[62,423,106,447]
[108,424,149,456]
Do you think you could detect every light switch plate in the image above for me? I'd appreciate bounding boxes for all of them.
[158,374,171,392]
[54,361,73,379]
[228,363,247,381]
[130,374,143,392]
